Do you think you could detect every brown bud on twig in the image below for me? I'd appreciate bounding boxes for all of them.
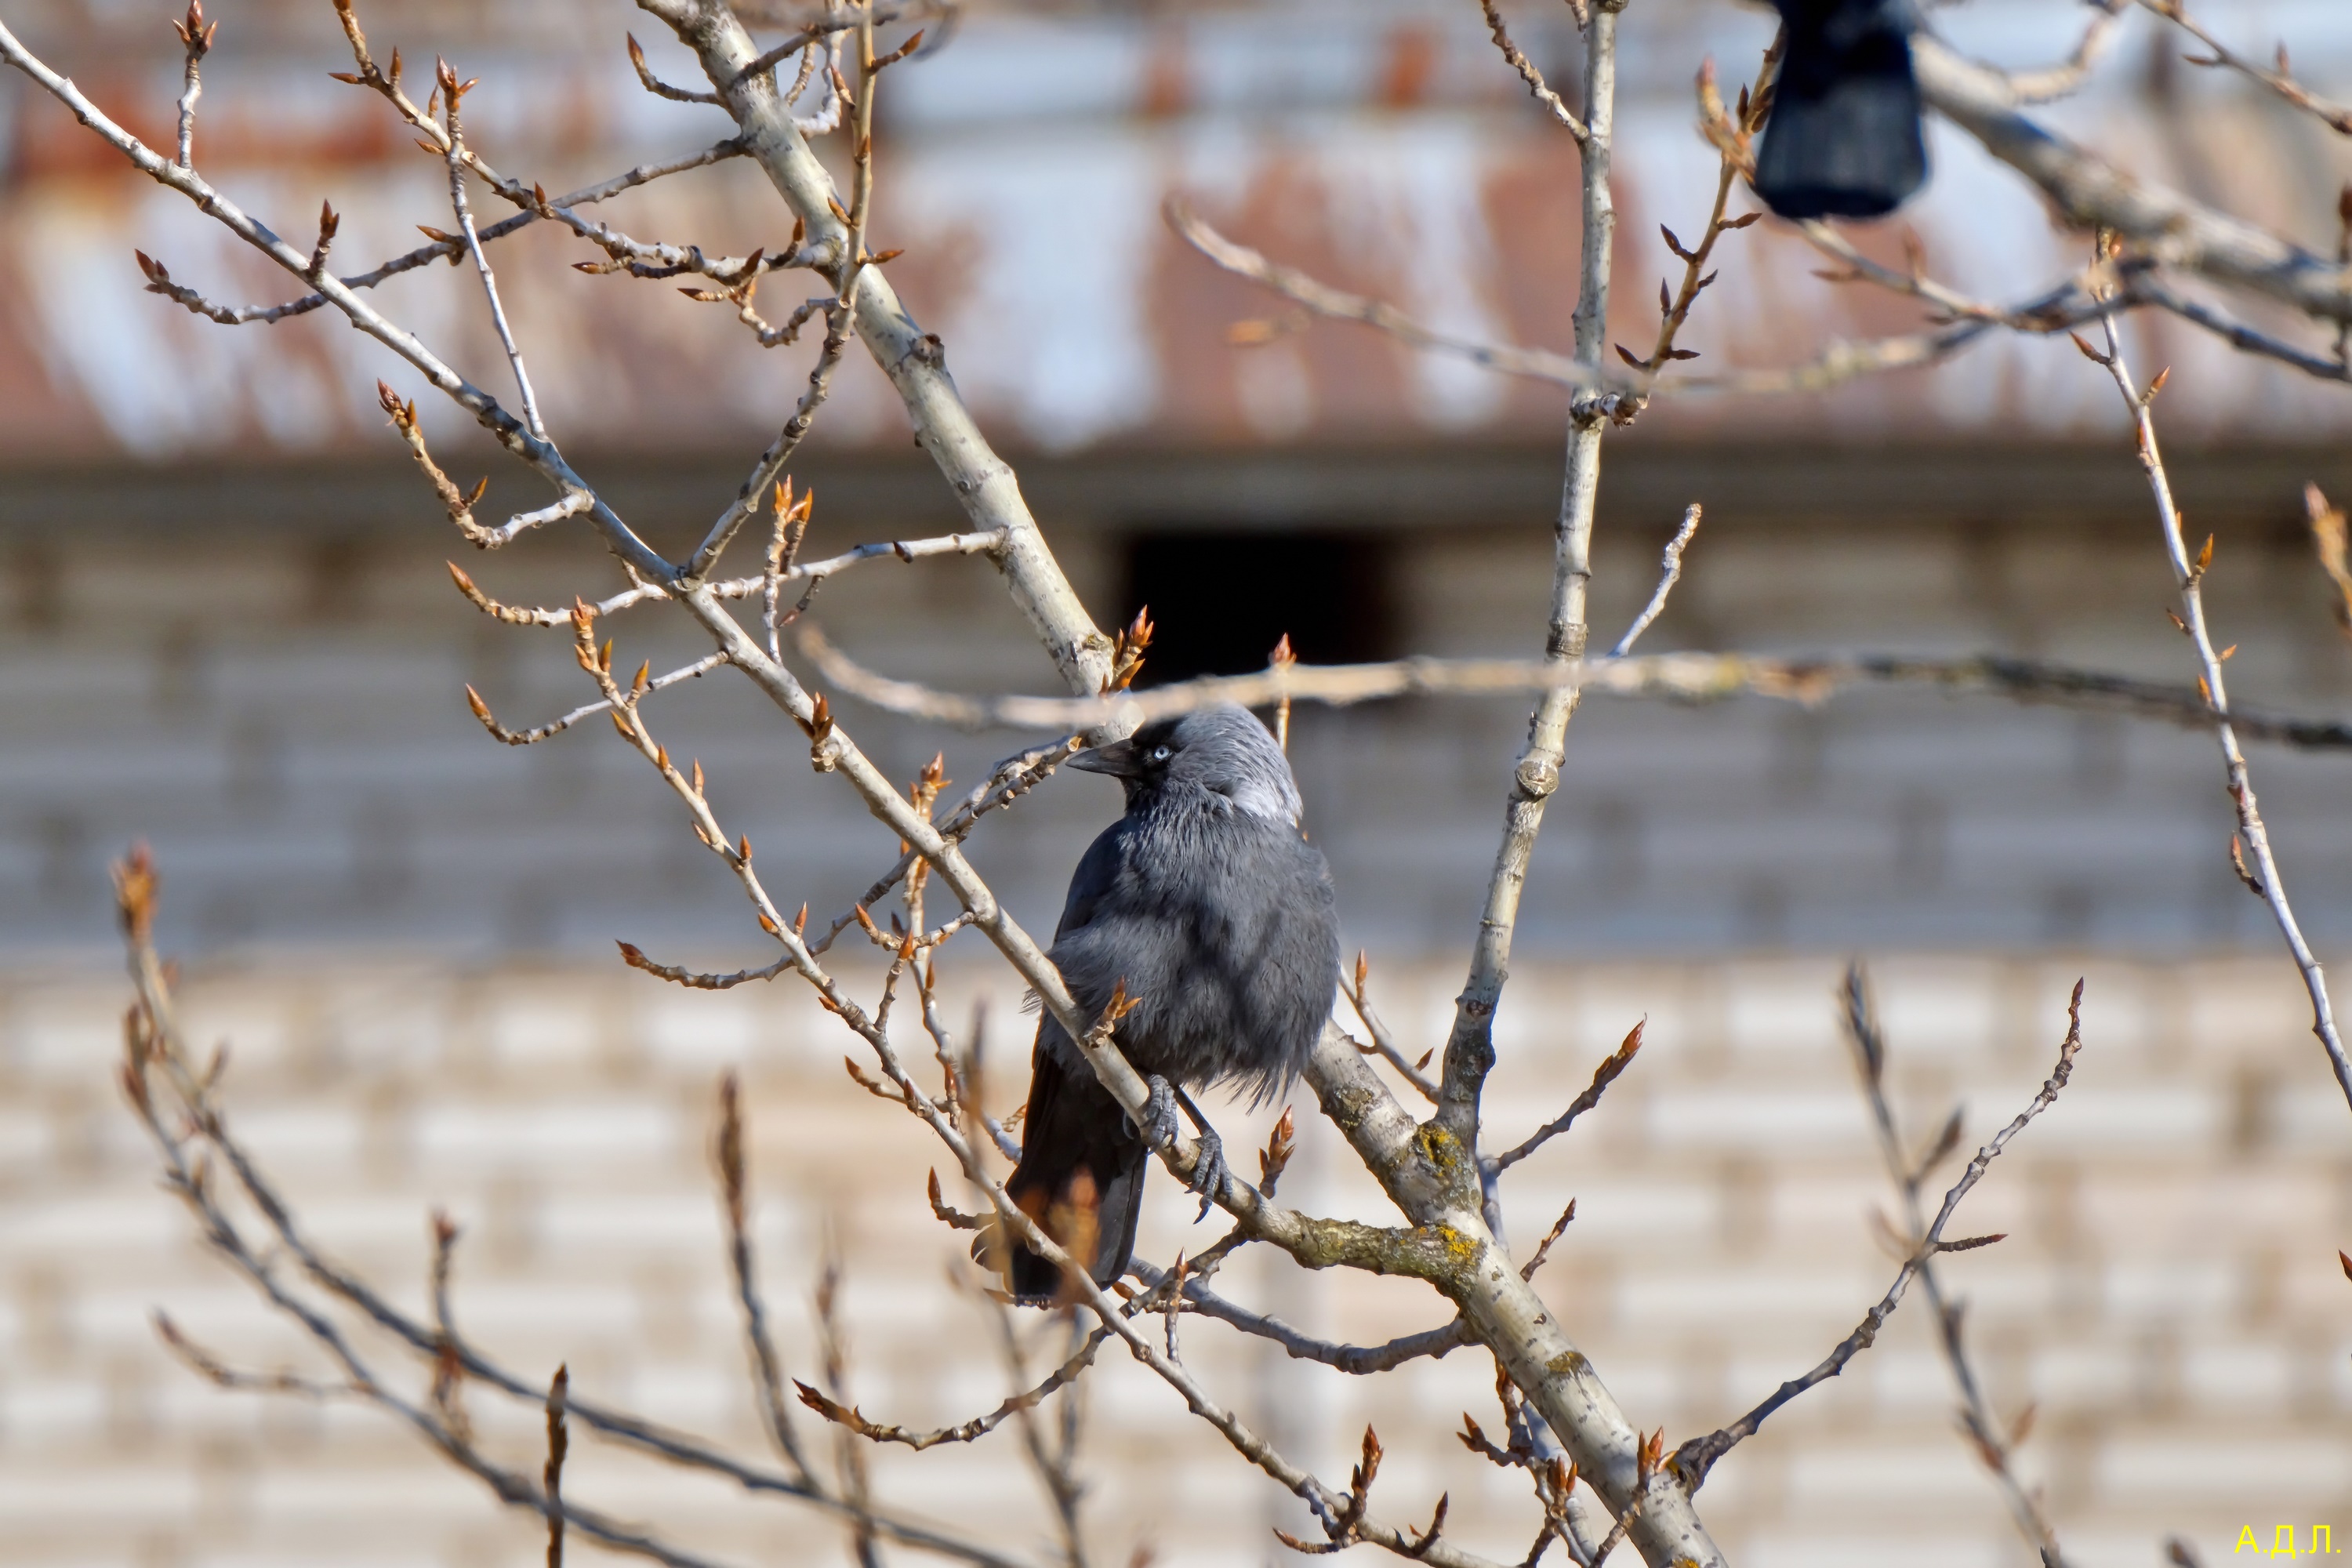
[112,844,159,943]
[1258,1106,1297,1194]
[1097,980,1142,1031]
[925,1168,986,1231]
[1107,606,1154,692]
[172,0,217,56]
[2230,834,2267,895]
[873,29,926,69]
[843,1055,900,1102]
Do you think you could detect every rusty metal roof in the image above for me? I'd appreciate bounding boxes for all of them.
[3,0,2350,463]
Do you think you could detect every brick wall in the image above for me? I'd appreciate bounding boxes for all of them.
[6,456,2351,961]
[5,954,2347,1566]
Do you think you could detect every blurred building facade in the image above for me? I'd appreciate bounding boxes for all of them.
[4,2,2352,1565]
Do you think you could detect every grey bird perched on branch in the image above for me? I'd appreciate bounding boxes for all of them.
[1000,705,1340,1301]
[1753,0,1928,220]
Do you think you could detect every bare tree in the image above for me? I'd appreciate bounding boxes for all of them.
[8,2,2352,1566]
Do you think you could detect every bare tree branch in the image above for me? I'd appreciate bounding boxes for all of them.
[1999,0,2127,103]
[639,0,1115,698]
[794,626,2352,750]
[1608,505,1701,658]
[715,1073,815,1483]
[109,855,1040,1568]
[1476,0,1588,143]
[1672,981,2087,1489]
[1842,968,2075,1568]
[1346,953,1439,1105]
[170,0,214,169]
[1914,36,2352,326]
[133,140,750,326]
[1167,199,1622,397]
[1490,1021,1644,1174]
[1129,1259,1476,1374]
[0,18,675,585]
[2081,282,2352,1112]
[438,62,547,441]
[2132,0,2352,135]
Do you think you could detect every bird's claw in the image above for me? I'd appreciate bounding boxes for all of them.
[1138,1076,1226,1221]
[1185,1123,1227,1221]
[1140,1074,1182,1150]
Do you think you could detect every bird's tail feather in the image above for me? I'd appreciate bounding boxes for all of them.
[1000,1049,1149,1301]
[1753,26,1926,220]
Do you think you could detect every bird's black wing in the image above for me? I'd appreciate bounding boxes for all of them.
[1000,817,1150,1301]
[1050,816,1135,944]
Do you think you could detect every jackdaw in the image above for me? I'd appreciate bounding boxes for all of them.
[1000,704,1340,1301]
[1753,0,1928,220]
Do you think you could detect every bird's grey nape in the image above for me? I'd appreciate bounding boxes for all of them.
[1174,706,1304,826]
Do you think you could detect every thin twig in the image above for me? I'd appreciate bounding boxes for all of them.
[1842,968,2074,1568]
[170,1,214,169]
[1167,199,1623,398]
[1608,506,1700,658]
[801,1319,1109,1450]
[2084,282,2352,1116]
[544,1365,570,1568]
[1672,983,2086,1489]
[1490,1022,1643,1174]
[463,652,728,746]
[132,140,748,326]
[688,299,858,578]
[1476,0,1588,142]
[807,738,1077,956]
[111,858,1038,1567]
[628,32,724,104]
[1911,34,2352,328]
[1346,952,1439,1103]
[717,1073,815,1483]
[2001,1,2126,103]
[2132,0,2352,134]
[440,63,546,441]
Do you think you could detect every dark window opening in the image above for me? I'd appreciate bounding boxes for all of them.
[1120,530,1395,687]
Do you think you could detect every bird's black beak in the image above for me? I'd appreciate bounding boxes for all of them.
[1069,738,1142,778]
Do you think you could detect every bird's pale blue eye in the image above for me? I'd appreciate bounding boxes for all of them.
[1150,746,1172,762]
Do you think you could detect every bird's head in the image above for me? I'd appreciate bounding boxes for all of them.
[1069,704,1303,826]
